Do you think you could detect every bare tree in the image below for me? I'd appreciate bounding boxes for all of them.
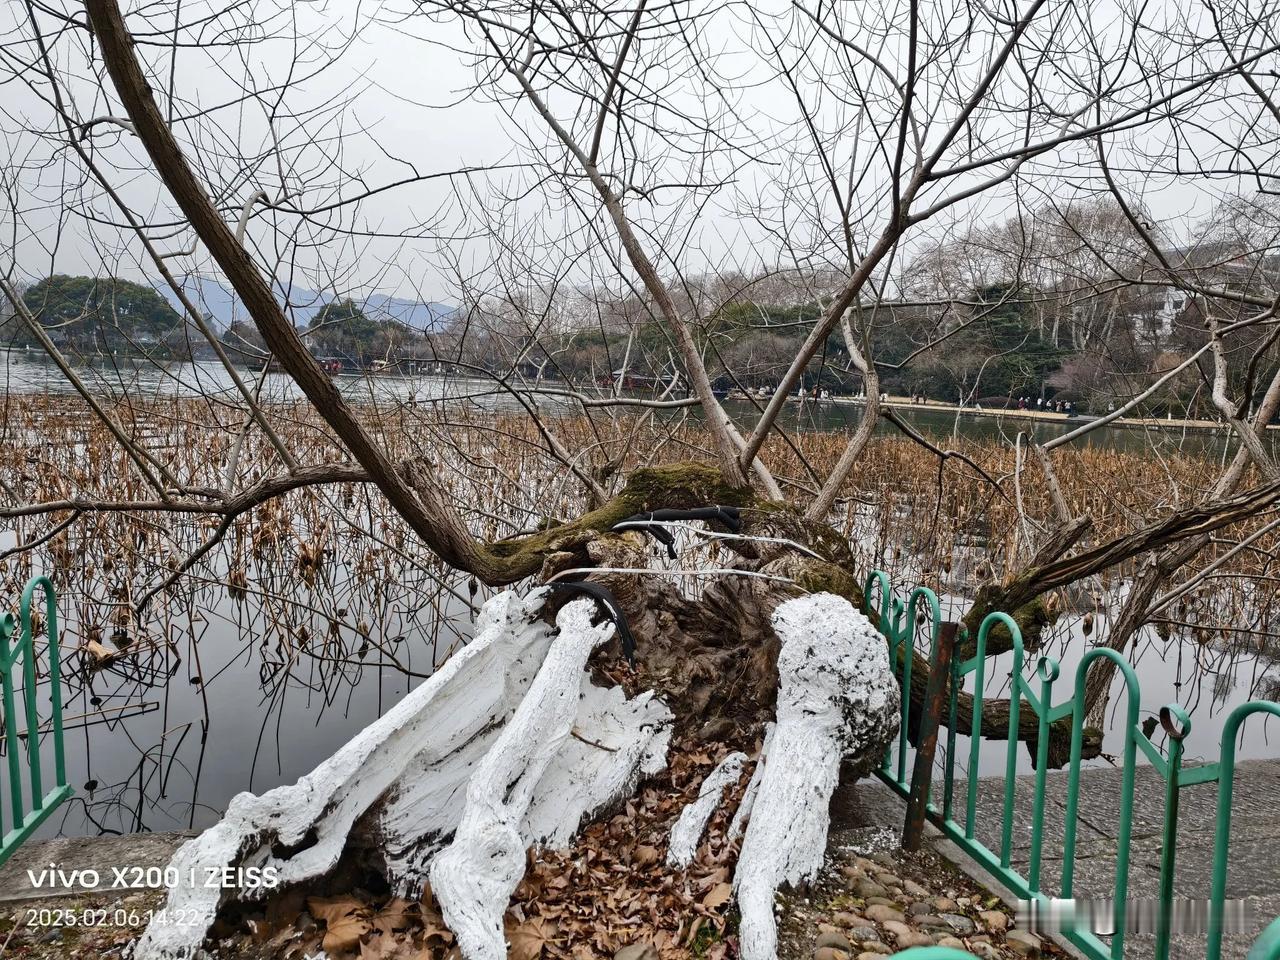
[2,0,1280,953]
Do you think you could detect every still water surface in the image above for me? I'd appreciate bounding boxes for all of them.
[2,354,1277,839]
[6,353,1276,458]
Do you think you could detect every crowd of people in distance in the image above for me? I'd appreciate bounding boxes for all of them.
[1016,395,1076,416]
[738,385,1082,417]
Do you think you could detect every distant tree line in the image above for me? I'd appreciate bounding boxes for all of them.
[3,275,188,357]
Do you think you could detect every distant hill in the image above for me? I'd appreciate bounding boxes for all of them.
[158,277,454,332]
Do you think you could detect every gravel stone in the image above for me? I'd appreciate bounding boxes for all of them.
[914,915,949,929]
[898,931,937,948]
[901,879,929,898]
[864,904,905,924]
[855,879,889,899]
[880,921,912,940]
[979,909,1010,933]
[815,931,852,952]
[1006,929,1042,957]
[831,912,865,928]
[938,912,976,935]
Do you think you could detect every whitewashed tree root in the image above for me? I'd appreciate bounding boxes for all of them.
[667,751,747,868]
[430,600,646,960]
[727,723,772,843]
[734,593,899,960]
[133,591,672,960]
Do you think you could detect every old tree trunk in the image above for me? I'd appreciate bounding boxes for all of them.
[131,463,1087,960]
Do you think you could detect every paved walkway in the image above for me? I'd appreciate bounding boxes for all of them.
[744,392,1280,433]
[831,758,1280,960]
[2,760,1276,958]
[0,831,194,902]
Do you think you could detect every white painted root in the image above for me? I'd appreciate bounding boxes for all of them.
[134,591,673,960]
[428,600,616,960]
[667,751,747,868]
[727,724,772,843]
[735,593,899,960]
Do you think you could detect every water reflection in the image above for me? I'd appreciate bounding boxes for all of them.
[1,353,1276,841]
[4,353,1276,459]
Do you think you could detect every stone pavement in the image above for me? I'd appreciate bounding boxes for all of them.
[0,760,1275,957]
[831,758,1280,960]
[0,830,194,903]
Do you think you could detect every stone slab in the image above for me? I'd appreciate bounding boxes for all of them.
[0,831,195,903]
[833,759,1280,960]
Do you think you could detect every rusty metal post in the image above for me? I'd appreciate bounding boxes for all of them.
[902,620,959,851]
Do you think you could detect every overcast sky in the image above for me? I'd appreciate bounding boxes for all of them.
[2,0,1274,308]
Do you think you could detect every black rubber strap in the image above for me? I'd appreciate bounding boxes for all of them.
[545,581,637,666]
[612,506,742,558]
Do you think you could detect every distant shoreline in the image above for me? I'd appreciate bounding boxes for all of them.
[734,391,1280,434]
[4,352,1275,435]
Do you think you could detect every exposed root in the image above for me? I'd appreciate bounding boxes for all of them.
[666,751,748,868]
[735,593,900,960]
[728,724,772,843]
[429,600,668,960]
[135,585,906,960]
[133,591,671,960]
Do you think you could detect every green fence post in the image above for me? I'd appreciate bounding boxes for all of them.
[0,613,27,832]
[1154,704,1190,960]
[996,613,1026,870]
[1209,701,1280,960]
[1028,656,1060,894]
[0,577,73,868]
[22,577,67,792]
[1063,648,1141,959]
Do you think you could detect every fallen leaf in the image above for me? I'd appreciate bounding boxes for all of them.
[508,916,558,960]
[324,914,372,953]
[372,897,417,936]
[632,845,660,867]
[701,882,733,910]
[359,934,402,959]
[420,899,455,945]
[308,896,372,953]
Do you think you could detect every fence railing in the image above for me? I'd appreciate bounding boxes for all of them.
[0,576,72,867]
[864,571,1280,960]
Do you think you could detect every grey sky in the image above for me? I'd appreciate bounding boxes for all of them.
[1,0,1274,307]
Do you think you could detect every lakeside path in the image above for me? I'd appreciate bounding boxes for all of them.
[733,392,1280,434]
[833,758,1280,960]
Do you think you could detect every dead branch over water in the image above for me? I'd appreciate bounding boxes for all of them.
[2,394,1275,668]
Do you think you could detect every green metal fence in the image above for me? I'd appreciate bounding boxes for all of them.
[864,571,1280,960]
[0,576,72,866]
[888,920,1280,959]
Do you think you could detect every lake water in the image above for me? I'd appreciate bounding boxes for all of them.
[1,353,1278,839]
[5,353,1276,459]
